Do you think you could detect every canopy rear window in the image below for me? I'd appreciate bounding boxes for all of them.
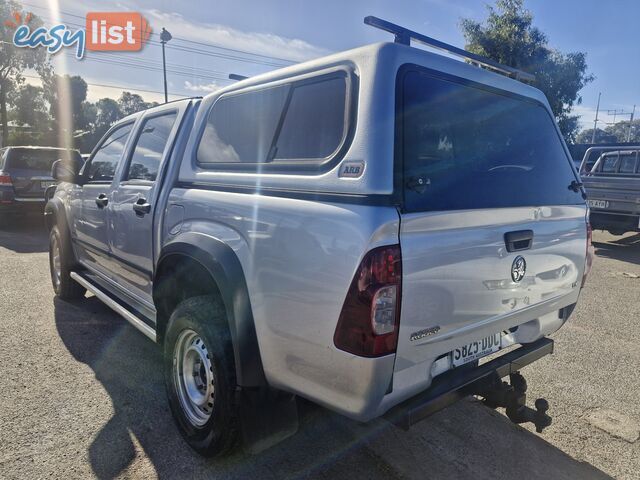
[398,68,582,212]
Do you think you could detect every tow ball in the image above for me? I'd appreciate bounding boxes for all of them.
[476,372,552,433]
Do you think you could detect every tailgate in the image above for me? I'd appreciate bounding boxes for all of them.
[5,148,66,198]
[393,66,587,378]
[583,176,640,215]
[9,167,55,198]
[395,206,586,370]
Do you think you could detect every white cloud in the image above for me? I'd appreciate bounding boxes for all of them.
[573,105,598,129]
[143,9,329,63]
[183,81,222,93]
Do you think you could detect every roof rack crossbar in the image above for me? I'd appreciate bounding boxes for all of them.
[229,73,249,81]
[364,16,535,83]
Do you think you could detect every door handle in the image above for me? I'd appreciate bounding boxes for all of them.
[504,230,534,252]
[133,197,151,216]
[95,194,108,208]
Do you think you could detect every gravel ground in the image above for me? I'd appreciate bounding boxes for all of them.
[0,218,638,479]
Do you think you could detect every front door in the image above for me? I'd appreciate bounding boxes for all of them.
[73,122,135,279]
[108,110,179,300]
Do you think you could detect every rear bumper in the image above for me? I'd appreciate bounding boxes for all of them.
[0,195,46,213]
[384,338,553,429]
[590,211,639,232]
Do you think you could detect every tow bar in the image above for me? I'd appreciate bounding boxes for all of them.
[385,338,554,432]
[475,371,551,433]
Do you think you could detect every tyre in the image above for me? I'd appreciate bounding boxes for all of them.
[49,225,86,300]
[163,295,240,457]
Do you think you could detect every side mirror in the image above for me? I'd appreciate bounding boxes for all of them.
[51,159,80,184]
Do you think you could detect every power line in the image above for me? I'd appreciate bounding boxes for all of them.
[96,51,231,78]
[168,35,295,64]
[61,52,233,83]
[23,73,190,98]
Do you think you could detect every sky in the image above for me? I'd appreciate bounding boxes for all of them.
[15,0,640,133]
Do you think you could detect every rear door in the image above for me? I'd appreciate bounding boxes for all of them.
[394,68,587,372]
[108,108,180,300]
[73,122,135,278]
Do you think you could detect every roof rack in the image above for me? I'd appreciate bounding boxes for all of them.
[229,73,248,81]
[162,96,202,106]
[364,16,535,83]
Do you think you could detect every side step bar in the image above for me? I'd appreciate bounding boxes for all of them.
[70,272,157,342]
[384,338,553,429]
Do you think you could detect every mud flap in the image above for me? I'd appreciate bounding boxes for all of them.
[238,387,299,454]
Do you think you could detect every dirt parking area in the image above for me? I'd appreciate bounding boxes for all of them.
[0,219,638,479]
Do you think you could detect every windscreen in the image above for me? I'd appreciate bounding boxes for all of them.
[7,148,82,171]
[399,69,583,212]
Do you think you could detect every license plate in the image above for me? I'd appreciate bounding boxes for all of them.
[41,181,57,189]
[451,333,502,367]
[588,199,608,209]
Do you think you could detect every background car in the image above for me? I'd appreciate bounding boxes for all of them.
[0,146,83,219]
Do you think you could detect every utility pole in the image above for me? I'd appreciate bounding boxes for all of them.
[627,104,636,143]
[591,92,601,144]
[606,109,625,124]
[160,28,173,103]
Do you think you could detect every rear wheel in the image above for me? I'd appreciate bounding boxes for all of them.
[49,225,86,300]
[163,295,240,457]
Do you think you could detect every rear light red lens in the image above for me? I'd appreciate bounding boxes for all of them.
[334,245,402,357]
[0,173,12,186]
[582,220,594,287]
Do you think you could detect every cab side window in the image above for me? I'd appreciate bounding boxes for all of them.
[125,112,178,182]
[619,155,638,174]
[85,123,134,182]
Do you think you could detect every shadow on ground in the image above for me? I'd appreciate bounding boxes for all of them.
[54,296,612,480]
[0,214,48,253]
[593,232,640,266]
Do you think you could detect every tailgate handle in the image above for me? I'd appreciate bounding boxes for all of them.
[504,230,533,252]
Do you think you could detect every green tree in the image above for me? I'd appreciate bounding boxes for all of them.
[118,91,151,116]
[0,1,52,145]
[95,98,122,131]
[76,98,123,153]
[460,0,593,143]
[604,119,640,144]
[45,74,93,139]
[8,83,50,131]
[575,128,617,145]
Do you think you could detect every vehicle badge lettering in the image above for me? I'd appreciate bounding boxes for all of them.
[410,326,441,341]
[339,161,365,178]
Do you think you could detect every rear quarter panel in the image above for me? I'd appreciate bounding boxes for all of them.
[165,188,400,418]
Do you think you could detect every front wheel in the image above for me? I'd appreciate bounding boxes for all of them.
[49,225,86,300]
[163,295,240,457]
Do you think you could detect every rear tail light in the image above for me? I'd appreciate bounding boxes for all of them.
[333,245,402,357]
[582,218,594,287]
[0,172,12,186]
